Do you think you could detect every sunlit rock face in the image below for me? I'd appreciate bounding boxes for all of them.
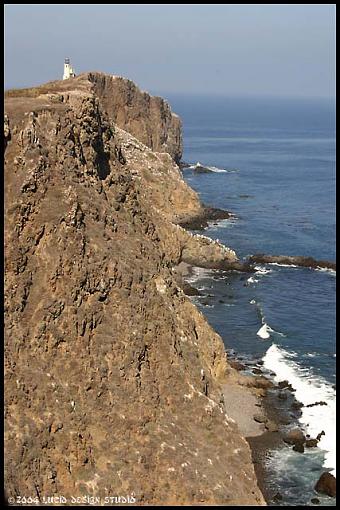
[4,74,265,506]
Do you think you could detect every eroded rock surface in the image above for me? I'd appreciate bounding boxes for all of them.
[4,75,265,505]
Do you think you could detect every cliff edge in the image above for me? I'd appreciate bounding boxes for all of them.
[4,74,264,505]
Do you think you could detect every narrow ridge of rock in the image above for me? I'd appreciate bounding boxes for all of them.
[4,74,265,505]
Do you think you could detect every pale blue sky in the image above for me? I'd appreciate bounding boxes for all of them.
[4,4,335,98]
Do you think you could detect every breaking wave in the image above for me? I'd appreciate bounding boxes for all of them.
[186,162,238,173]
[263,344,336,475]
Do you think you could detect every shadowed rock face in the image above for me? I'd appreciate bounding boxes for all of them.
[4,76,265,505]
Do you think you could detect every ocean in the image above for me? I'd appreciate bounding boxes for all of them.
[165,94,336,505]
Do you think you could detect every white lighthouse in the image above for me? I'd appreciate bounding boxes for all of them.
[63,58,76,80]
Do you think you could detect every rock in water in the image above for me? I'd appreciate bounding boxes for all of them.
[314,472,336,497]
[293,443,305,453]
[316,431,326,441]
[305,439,319,448]
[248,254,336,272]
[283,428,305,445]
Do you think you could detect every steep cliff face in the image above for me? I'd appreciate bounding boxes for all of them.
[4,76,264,505]
[88,72,183,164]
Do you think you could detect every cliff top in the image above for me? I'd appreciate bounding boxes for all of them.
[6,72,183,163]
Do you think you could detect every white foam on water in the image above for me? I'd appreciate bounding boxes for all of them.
[257,323,271,339]
[207,218,238,230]
[268,262,298,268]
[316,267,336,276]
[186,266,213,285]
[254,265,273,276]
[267,325,286,338]
[262,343,336,475]
[208,165,228,173]
[187,162,229,173]
[255,303,286,339]
[247,276,259,284]
[266,263,336,276]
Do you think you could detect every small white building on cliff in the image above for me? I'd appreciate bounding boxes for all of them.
[63,58,76,80]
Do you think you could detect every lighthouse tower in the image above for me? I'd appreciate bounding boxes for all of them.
[63,58,76,80]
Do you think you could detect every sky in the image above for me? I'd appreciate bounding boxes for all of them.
[4,4,336,98]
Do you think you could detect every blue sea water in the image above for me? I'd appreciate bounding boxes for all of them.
[166,94,336,505]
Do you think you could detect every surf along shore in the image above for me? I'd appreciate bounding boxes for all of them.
[173,212,336,505]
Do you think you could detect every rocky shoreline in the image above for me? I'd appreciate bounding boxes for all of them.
[176,202,336,274]
[174,260,336,504]
[5,72,335,506]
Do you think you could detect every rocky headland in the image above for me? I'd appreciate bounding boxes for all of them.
[4,73,266,505]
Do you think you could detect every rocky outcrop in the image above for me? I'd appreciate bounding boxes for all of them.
[179,231,254,272]
[314,472,336,497]
[178,206,234,231]
[4,76,265,505]
[5,71,183,164]
[248,254,336,271]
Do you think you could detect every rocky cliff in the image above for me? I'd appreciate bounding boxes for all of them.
[88,72,183,164]
[4,74,265,505]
